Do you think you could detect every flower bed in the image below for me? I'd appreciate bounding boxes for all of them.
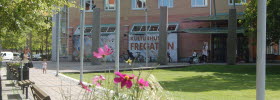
[74,45,173,100]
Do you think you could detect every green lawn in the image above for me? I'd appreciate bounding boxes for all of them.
[63,65,280,100]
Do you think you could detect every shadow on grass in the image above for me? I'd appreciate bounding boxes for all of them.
[159,65,280,92]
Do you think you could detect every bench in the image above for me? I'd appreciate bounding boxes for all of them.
[30,85,51,100]
[18,80,35,99]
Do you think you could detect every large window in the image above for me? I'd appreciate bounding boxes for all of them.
[85,0,96,11]
[266,42,279,55]
[132,0,146,10]
[191,0,207,7]
[107,27,116,32]
[105,0,115,10]
[98,26,116,32]
[84,27,92,33]
[149,25,159,31]
[158,0,173,8]
[131,24,178,32]
[228,0,246,5]
[101,27,108,32]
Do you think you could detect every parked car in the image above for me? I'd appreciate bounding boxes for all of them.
[32,54,42,61]
[0,52,14,61]
[13,52,21,61]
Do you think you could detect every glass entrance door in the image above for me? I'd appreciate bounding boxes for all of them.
[212,34,227,62]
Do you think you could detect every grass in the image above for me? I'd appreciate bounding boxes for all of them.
[63,65,280,100]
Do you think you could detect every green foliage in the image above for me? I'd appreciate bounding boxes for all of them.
[7,62,20,68]
[242,0,280,44]
[266,0,280,43]
[0,0,75,33]
[0,0,75,50]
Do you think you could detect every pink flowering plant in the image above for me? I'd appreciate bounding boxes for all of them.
[78,44,173,100]
[92,75,106,87]
[93,45,113,58]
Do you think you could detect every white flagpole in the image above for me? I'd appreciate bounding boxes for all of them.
[79,0,85,83]
[256,0,267,99]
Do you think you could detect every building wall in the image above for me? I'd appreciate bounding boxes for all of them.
[68,0,247,61]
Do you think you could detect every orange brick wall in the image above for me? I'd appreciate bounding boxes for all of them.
[67,0,246,60]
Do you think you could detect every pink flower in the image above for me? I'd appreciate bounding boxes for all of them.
[93,45,113,58]
[92,75,105,87]
[137,78,149,89]
[114,72,134,89]
[80,82,92,92]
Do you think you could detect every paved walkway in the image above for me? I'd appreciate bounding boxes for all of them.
[1,66,89,100]
[31,61,189,73]
[1,61,189,100]
[28,68,85,100]
[1,67,29,100]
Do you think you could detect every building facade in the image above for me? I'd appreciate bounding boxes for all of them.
[53,0,255,62]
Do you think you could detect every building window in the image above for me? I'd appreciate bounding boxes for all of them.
[107,27,116,32]
[266,42,279,55]
[85,0,96,11]
[228,0,246,5]
[140,26,150,31]
[132,0,146,10]
[105,0,115,10]
[158,0,173,8]
[131,24,178,32]
[132,26,142,31]
[101,27,108,32]
[149,25,159,31]
[191,0,207,7]
[168,25,177,31]
[84,27,92,33]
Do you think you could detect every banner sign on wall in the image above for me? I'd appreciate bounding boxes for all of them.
[73,34,116,61]
[128,33,178,62]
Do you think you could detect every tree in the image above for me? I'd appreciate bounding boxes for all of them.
[242,0,280,44]
[0,0,75,52]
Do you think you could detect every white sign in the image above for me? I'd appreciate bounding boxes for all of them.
[73,34,116,61]
[128,33,178,62]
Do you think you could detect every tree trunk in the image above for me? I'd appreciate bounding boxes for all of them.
[29,32,33,60]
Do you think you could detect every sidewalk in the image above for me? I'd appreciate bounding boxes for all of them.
[1,67,29,100]
[1,61,189,100]
[31,61,189,73]
[1,65,86,100]
[28,68,84,100]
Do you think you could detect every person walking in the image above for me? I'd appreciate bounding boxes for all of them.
[202,42,208,63]
[42,59,48,74]
[19,48,30,80]
[22,48,30,67]
[167,52,172,62]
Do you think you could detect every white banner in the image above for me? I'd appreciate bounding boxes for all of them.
[73,34,116,61]
[128,33,178,62]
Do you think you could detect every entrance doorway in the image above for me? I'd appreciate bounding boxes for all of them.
[212,34,227,62]
[211,34,249,63]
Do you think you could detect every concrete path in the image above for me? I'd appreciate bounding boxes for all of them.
[1,67,30,100]
[1,66,89,100]
[28,68,85,100]
[1,61,189,100]
[31,61,189,73]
